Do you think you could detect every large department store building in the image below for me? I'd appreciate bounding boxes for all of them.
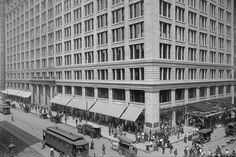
[2,0,235,131]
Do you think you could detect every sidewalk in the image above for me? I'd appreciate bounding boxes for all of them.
[15,104,195,153]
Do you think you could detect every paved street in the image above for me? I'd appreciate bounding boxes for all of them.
[0,108,236,157]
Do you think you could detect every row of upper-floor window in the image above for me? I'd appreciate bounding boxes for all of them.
[6,0,142,26]
[6,67,232,82]
[160,1,232,24]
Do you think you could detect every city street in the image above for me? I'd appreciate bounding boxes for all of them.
[0,107,236,157]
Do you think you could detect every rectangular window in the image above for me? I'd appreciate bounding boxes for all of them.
[97,13,108,28]
[129,0,144,19]
[210,35,216,48]
[74,38,82,50]
[209,3,216,17]
[175,26,185,41]
[188,11,196,26]
[74,86,82,95]
[226,85,231,93]
[175,6,185,22]
[112,69,125,80]
[74,53,82,64]
[97,49,108,62]
[160,0,171,18]
[210,20,216,32]
[85,87,94,97]
[218,38,224,49]
[200,87,207,97]
[85,70,94,80]
[130,90,145,103]
[160,67,171,80]
[199,69,207,79]
[85,51,94,63]
[64,55,71,65]
[112,88,125,101]
[97,0,108,11]
[188,88,196,99]
[64,26,71,38]
[130,22,144,39]
[160,22,171,39]
[199,15,207,29]
[218,85,224,95]
[160,43,171,59]
[84,35,94,48]
[175,46,185,60]
[98,88,108,99]
[98,69,108,80]
[218,52,224,64]
[64,71,72,80]
[130,68,144,80]
[64,41,71,52]
[226,70,232,79]
[130,43,144,59]
[64,12,71,24]
[199,33,207,46]
[74,8,82,21]
[199,0,207,12]
[112,8,124,24]
[84,2,94,17]
[210,86,216,96]
[188,48,196,61]
[218,23,224,34]
[64,0,71,11]
[219,70,224,79]
[226,54,231,64]
[210,69,216,79]
[175,89,185,101]
[74,23,82,35]
[209,51,216,63]
[112,46,125,61]
[160,90,171,103]
[112,27,124,43]
[175,68,185,80]
[218,8,224,20]
[188,69,196,80]
[56,43,62,54]
[84,18,94,32]
[97,31,108,45]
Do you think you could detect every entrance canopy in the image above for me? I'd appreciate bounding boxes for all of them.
[50,95,73,106]
[120,104,144,122]
[67,97,95,111]
[2,89,20,96]
[89,101,127,118]
[20,91,31,98]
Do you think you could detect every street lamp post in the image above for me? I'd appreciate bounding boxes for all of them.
[8,140,16,157]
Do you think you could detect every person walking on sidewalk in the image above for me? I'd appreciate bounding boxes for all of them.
[75,118,78,126]
[50,148,55,157]
[174,148,178,157]
[11,115,14,122]
[102,144,106,155]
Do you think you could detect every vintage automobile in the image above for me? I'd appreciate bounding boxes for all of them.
[192,128,213,145]
[225,122,236,136]
[117,135,137,157]
[76,123,101,138]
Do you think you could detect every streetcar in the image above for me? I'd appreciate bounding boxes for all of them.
[0,101,11,115]
[43,126,89,157]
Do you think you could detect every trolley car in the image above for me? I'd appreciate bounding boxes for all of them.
[43,126,89,157]
[0,101,10,115]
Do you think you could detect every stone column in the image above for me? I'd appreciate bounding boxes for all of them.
[72,86,75,96]
[172,109,176,127]
[36,85,39,104]
[144,91,160,132]
[30,84,33,103]
[185,89,189,104]
[196,88,200,101]
[125,89,130,104]
[42,85,45,106]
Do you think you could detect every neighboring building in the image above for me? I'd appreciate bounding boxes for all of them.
[3,0,235,131]
[0,0,6,91]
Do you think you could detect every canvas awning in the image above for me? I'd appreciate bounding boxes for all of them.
[120,104,144,122]
[67,98,95,111]
[50,95,73,106]
[16,91,25,97]
[89,101,127,118]
[5,89,21,96]
[20,91,31,98]
[0,90,7,94]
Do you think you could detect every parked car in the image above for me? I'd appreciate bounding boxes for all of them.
[192,128,213,145]
[118,135,137,157]
[225,122,236,136]
[76,123,101,138]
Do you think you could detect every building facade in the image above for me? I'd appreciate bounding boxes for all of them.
[0,0,6,91]
[4,0,235,131]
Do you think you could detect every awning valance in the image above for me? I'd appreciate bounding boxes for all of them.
[16,91,25,97]
[120,104,144,122]
[21,91,31,98]
[89,101,127,118]
[50,95,73,106]
[67,98,95,111]
[6,89,21,96]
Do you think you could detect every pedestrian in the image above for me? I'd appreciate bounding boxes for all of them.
[184,134,187,143]
[177,132,180,139]
[174,148,178,157]
[169,143,173,154]
[90,140,94,150]
[184,146,188,157]
[11,115,14,122]
[102,144,106,155]
[226,149,230,157]
[75,118,78,126]
[65,116,67,123]
[108,123,111,136]
[59,152,64,157]
[162,145,165,154]
[41,139,45,149]
[50,148,55,157]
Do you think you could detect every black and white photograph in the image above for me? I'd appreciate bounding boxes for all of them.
[0,0,236,156]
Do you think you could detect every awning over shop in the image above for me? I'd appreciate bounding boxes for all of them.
[16,91,25,97]
[67,98,95,111]
[5,89,21,96]
[20,91,31,98]
[120,104,144,122]
[0,90,7,94]
[89,101,127,118]
[50,95,73,106]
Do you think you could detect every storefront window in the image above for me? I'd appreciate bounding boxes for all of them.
[160,90,171,103]
[98,88,108,99]
[74,86,82,95]
[57,85,62,93]
[218,85,224,94]
[226,85,231,93]
[210,86,216,96]
[65,86,72,94]
[188,88,196,99]
[175,88,185,100]
[200,87,207,97]
[130,90,145,103]
[85,87,94,97]
[112,89,125,101]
